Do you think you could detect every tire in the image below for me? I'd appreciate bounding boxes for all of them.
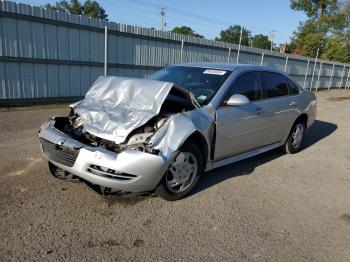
[48,162,81,182]
[155,142,203,201]
[283,120,306,154]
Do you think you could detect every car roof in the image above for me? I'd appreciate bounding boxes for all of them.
[173,62,286,75]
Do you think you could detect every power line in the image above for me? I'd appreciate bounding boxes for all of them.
[128,0,280,32]
[103,0,290,43]
[109,0,223,31]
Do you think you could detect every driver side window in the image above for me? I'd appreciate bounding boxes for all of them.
[221,71,262,106]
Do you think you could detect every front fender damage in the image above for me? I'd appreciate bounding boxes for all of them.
[148,108,215,160]
[52,76,216,164]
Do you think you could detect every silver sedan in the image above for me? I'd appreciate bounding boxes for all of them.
[38,63,317,201]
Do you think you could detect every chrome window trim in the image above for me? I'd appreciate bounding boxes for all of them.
[218,70,264,109]
[260,71,301,98]
[216,70,301,110]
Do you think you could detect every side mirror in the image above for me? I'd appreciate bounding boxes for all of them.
[226,94,250,106]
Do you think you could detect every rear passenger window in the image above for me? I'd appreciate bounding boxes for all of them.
[288,79,300,95]
[261,72,289,98]
[222,72,261,105]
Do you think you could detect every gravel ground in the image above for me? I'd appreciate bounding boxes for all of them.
[1,90,350,262]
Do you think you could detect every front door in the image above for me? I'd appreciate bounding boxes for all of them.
[214,71,267,161]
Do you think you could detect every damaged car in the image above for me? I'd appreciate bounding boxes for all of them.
[38,63,317,200]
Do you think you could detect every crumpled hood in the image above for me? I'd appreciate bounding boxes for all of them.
[72,76,174,144]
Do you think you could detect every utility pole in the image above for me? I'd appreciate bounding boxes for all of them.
[236,26,243,64]
[160,7,166,31]
[269,31,276,51]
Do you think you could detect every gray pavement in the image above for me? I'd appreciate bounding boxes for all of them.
[1,90,350,261]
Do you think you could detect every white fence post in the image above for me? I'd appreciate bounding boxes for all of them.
[303,60,310,89]
[236,46,241,64]
[180,39,184,63]
[227,47,231,63]
[328,64,335,90]
[339,65,346,89]
[310,48,320,91]
[345,68,350,89]
[104,26,108,76]
[236,27,243,64]
[316,61,323,91]
[260,53,264,66]
[310,59,318,91]
[284,56,289,72]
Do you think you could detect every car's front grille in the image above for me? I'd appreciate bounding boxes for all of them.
[86,164,137,181]
[40,138,79,167]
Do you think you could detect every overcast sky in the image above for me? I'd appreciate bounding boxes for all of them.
[22,0,308,44]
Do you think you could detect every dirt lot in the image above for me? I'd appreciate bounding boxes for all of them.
[0,90,350,261]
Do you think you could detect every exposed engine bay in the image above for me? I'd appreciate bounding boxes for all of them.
[45,76,214,164]
[53,82,199,155]
[54,113,166,154]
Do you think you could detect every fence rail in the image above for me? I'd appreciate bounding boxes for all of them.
[0,0,350,104]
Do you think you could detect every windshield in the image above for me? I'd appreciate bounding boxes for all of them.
[150,66,231,105]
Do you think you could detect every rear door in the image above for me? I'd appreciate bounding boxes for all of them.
[214,71,268,161]
[260,72,300,146]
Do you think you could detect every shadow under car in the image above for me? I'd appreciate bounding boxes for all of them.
[192,120,337,196]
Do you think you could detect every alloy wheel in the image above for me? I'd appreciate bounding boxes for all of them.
[291,123,304,149]
[166,152,198,193]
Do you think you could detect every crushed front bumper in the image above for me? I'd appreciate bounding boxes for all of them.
[38,118,174,193]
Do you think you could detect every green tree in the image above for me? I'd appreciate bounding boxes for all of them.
[171,26,204,38]
[290,0,338,18]
[322,33,350,62]
[289,0,350,61]
[251,34,271,49]
[345,1,350,13]
[83,0,107,19]
[44,0,108,20]
[215,25,251,45]
[290,20,325,56]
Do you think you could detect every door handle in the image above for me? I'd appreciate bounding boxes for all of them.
[289,101,298,107]
[256,107,264,115]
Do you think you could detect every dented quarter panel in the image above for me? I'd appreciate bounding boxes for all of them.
[151,105,216,162]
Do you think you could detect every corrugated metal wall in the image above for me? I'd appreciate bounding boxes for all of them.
[1,0,350,103]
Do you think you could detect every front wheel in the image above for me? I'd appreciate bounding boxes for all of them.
[283,121,306,154]
[155,142,203,201]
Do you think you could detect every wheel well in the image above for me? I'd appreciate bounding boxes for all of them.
[184,131,209,164]
[296,114,308,128]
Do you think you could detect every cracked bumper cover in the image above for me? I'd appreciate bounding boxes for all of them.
[38,119,174,193]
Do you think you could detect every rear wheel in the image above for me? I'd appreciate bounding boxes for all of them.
[48,162,80,182]
[155,142,203,201]
[283,120,306,154]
